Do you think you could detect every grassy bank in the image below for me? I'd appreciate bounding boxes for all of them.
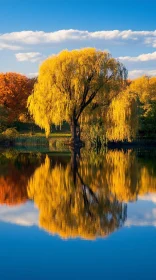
[1,130,156,150]
[14,133,71,145]
[0,132,71,148]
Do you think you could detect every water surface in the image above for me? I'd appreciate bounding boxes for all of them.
[0,148,156,279]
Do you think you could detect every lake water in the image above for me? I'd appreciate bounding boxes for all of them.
[0,148,156,280]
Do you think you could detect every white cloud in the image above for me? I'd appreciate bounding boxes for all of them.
[129,69,156,79]
[27,72,38,78]
[118,51,156,62]
[1,29,156,81]
[144,37,156,48]
[138,193,156,204]
[0,201,38,227]
[15,52,43,62]
[125,194,156,228]
[0,42,22,50]
[1,29,156,47]
[125,218,156,227]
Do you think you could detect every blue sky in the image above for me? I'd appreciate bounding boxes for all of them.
[0,0,156,78]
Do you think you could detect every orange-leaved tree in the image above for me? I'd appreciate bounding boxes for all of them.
[0,72,36,122]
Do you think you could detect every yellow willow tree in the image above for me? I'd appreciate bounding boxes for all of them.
[28,48,127,145]
[106,89,139,141]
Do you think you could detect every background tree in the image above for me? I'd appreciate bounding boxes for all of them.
[128,76,156,138]
[0,73,36,122]
[28,48,127,144]
[82,75,156,143]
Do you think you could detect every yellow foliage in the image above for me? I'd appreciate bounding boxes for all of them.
[101,75,156,141]
[28,48,126,137]
[106,90,138,141]
[129,76,156,116]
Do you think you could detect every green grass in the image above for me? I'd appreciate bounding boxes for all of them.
[19,132,71,137]
[4,133,71,148]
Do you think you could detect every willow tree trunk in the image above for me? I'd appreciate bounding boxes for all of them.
[70,118,82,147]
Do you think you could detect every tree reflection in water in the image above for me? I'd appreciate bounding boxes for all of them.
[28,150,127,240]
[28,149,156,239]
[1,149,156,240]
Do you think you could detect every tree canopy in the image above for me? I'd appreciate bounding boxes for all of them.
[82,75,156,143]
[105,89,138,141]
[0,72,35,122]
[28,48,127,141]
[128,76,156,137]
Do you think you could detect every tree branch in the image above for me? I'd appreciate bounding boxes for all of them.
[76,86,102,121]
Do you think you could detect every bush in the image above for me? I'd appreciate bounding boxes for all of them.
[2,128,19,139]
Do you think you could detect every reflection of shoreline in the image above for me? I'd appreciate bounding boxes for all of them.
[0,149,156,240]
